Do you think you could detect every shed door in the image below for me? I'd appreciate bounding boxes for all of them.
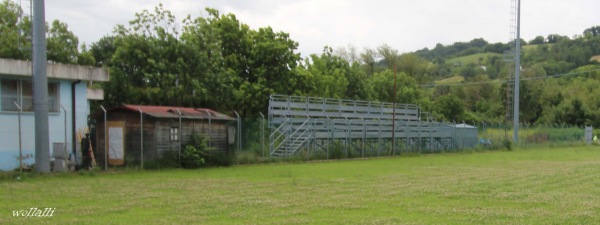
[108,121,125,166]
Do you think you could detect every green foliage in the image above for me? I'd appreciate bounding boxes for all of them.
[434,94,465,121]
[5,1,599,130]
[369,70,421,103]
[327,142,346,159]
[180,134,215,169]
[47,20,79,64]
[0,0,29,59]
[180,145,206,168]
[0,0,93,64]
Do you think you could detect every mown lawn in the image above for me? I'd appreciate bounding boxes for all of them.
[2,146,600,224]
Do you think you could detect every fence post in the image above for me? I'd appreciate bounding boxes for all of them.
[234,111,241,154]
[176,109,182,166]
[61,105,67,160]
[137,107,144,170]
[14,101,22,173]
[203,109,212,148]
[100,105,107,171]
[259,112,265,158]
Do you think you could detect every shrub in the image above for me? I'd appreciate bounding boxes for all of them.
[181,145,206,168]
[180,134,213,169]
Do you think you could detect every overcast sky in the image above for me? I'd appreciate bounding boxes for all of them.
[41,0,599,58]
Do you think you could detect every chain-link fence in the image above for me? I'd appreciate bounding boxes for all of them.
[232,118,591,163]
[90,113,591,170]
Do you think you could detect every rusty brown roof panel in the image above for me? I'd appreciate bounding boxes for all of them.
[120,104,236,121]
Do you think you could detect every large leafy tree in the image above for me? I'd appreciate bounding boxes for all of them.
[368,70,421,104]
[235,26,302,117]
[298,47,350,99]
[47,20,79,64]
[103,4,196,107]
[434,94,465,122]
[397,53,429,85]
[0,0,29,59]
[359,47,378,76]
[0,0,86,64]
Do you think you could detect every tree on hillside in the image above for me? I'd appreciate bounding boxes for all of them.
[360,47,378,76]
[377,44,398,71]
[397,53,429,85]
[584,26,600,37]
[334,44,359,64]
[529,36,545,45]
[547,34,569,43]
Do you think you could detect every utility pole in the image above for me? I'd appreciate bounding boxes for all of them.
[513,0,521,144]
[33,0,49,173]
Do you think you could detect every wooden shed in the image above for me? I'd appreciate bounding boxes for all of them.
[94,105,236,166]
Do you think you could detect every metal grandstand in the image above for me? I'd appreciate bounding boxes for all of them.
[268,94,478,157]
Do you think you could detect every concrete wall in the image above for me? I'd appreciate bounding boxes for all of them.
[0,81,90,171]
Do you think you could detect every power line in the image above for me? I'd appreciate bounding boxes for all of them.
[419,69,600,88]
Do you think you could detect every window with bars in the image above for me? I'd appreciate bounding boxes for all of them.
[0,79,59,112]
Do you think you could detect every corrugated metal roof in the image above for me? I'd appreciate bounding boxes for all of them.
[119,104,236,121]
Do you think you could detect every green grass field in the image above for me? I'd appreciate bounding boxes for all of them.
[447,53,501,65]
[2,146,600,224]
[435,75,464,85]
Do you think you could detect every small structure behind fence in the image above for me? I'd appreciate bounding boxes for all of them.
[94,105,236,167]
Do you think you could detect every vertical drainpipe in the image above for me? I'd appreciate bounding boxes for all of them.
[71,80,81,164]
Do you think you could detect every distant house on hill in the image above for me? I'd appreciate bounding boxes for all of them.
[93,105,236,167]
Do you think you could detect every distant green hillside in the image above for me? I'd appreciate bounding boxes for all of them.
[447,53,501,66]
[435,76,464,84]
[522,43,554,52]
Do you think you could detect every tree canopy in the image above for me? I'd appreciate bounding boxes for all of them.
[2,1,600,126]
